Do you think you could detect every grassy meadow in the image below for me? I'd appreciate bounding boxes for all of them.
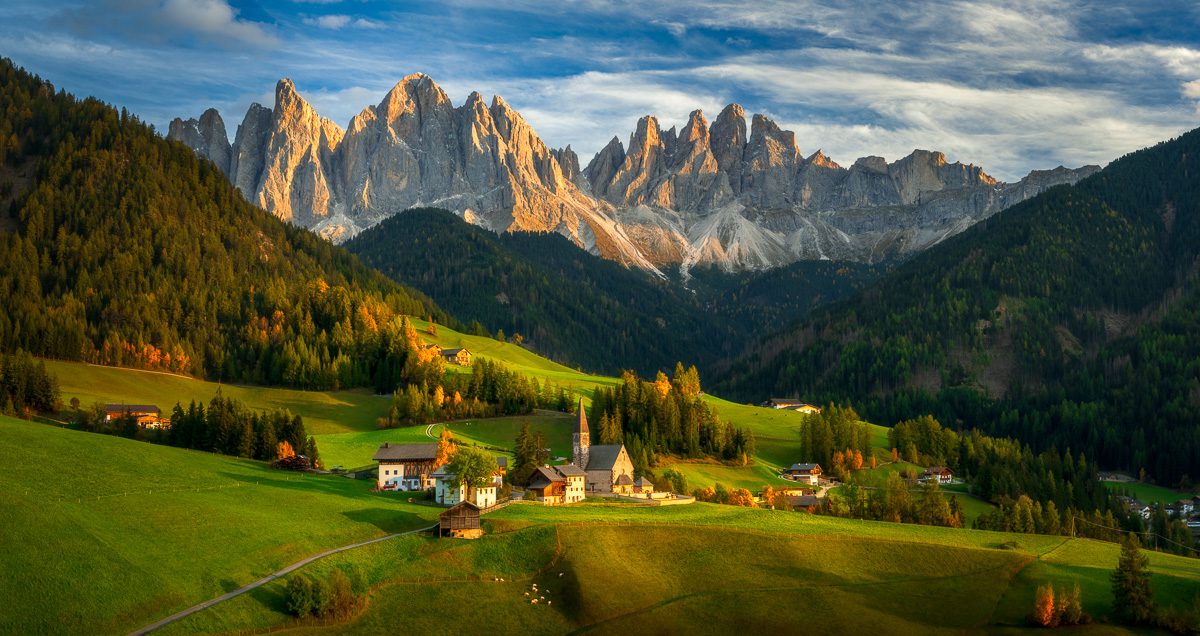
[0,416,439,635]
[159,501,1200,635]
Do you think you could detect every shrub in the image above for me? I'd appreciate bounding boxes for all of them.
[286,574,314,617]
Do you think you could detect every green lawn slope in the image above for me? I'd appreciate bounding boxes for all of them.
[161,501,1200,635]
[0,417,438,635]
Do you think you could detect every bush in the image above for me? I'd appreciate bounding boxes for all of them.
[286,574,314,617]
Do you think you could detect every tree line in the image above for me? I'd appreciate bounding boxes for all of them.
[590,364,753,473]
[0,350,59,415]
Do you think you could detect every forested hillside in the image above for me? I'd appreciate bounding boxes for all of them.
[0,59,453,390]
[721,128,1200,485]
[347,208,880,375]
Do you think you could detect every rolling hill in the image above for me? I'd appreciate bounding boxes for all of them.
[7,418,1191,635]
[720,127,1200,485]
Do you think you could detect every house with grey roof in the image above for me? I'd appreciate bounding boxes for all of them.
[527,464,586,505]
[373,442,439,491]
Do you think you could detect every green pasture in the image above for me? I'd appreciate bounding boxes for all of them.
[0,417,438,635]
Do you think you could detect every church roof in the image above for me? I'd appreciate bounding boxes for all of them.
[586,444,626,471]
[615,474,634,486]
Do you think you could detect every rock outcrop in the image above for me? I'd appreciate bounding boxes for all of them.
[171,75,1100,272]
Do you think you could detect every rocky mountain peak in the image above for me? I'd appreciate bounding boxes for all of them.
[172,72,1101,272]
[806,149,840,170]
[852,155,889,174]
[680,109,709,145]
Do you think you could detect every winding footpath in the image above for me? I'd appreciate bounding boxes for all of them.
[128,524,436,636]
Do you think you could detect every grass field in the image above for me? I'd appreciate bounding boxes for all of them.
[317,414,575,469]
[1104,480,1198,506]
[45,359,387,435]
[159,501,1200,635]
[0,416,439,635]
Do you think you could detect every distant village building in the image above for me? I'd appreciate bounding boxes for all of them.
[374,442,439,491]
[421,343,443,356]
[572,399,635,493]
[786,495,821,511]
[785,463,822,485]
[438,502,483,539]
[760,399,822,414]
[1175,499,1195,516]
[432,465,498,508]
[440,348,472,366]
[104,404,166,428]
[494,456,508,485]
[633,476,655,495]
[527,465,586,505]
[921,466,954,485]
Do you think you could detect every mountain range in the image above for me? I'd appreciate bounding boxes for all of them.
[169,74,1098,272]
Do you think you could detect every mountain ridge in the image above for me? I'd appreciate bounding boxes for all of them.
[170,74,1099,272]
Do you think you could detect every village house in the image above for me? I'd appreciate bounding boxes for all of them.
[432,464,498,508]
[494,456,508,485]
[785,463,822,485]
[572,399,635,493]
[438,502,483,539]
[373,442,439,491]
[421,343,443,356]
[760,399,822,414]
[104,404,166,428]
[633,476,654,495]
[1175,499,1195,517]
[526,465,586,505]
[440,348,472,366]
[922,466,954,485]
[786,494,822,511]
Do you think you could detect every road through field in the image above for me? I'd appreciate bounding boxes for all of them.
[128,524,436,635]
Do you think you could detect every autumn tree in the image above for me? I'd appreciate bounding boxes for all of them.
[277,440,296,459]
[1031,584,1055,627]
[727,488,756,507]
[435,428,456,466]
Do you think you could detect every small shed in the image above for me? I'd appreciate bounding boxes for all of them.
[439,502,483,539]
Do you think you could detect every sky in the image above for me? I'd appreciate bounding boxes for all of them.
[3,0,1200,181]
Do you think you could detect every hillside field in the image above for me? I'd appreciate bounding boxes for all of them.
[0,417,439,635]
[159,499,1200,635]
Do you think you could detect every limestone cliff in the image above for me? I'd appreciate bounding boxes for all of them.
[171,75,1099,271]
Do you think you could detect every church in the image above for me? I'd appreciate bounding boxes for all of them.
[572,398,635,493]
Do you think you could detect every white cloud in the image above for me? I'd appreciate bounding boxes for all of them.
[55,0,277,48]
[304,14,351,29]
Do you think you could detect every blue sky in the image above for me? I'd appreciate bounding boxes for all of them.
[3,0,1199,181]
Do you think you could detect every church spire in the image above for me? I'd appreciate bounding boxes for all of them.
[576,397,589,437]
[573,397,590,470]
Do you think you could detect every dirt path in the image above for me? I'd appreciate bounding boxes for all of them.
[128,524,436,636]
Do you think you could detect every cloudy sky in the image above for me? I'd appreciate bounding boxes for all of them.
[3,0,1199,180]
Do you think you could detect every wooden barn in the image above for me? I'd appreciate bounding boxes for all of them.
[438,502,483,539]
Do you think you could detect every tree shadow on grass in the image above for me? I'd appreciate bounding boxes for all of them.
[342,508,428,533]
[246,579,290,615]
[217,470,372,498]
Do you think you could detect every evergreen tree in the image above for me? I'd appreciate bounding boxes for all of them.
[1111,533,1156,624]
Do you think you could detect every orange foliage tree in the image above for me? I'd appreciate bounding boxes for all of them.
[277,440,296,459]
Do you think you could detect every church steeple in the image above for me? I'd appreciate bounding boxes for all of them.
[572,397,590,470]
